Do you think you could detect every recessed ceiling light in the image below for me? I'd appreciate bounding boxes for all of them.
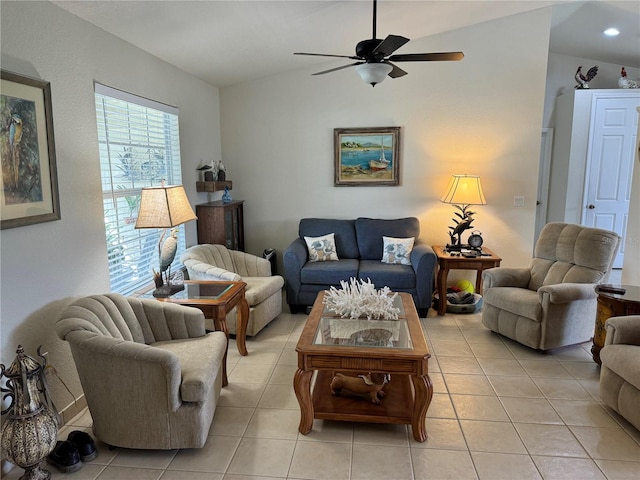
[604,27,620,37]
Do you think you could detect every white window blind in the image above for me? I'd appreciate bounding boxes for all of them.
[95,84,186,294]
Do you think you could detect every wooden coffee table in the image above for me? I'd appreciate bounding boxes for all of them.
[151,280,249,386]
[293,292,433,442]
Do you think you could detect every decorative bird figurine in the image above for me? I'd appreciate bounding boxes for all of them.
[574,65,598,89]
[618,67,639,89]
[158,228,179,285]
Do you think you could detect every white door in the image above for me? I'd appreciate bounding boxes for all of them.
[583,95,639,268]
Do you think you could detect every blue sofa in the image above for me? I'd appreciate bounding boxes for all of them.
[283,217,436,317]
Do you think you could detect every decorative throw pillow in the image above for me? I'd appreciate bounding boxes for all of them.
[381,236,414,265]
[304,233,339,262]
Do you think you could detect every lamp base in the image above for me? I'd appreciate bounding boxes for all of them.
[152,284,185,298]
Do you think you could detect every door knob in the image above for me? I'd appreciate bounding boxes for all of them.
[587,204,595,209]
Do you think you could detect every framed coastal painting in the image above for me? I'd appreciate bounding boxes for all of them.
[1,71,60,229]
[334,127,400,186]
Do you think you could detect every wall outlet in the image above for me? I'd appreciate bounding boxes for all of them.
[514,195,525,207]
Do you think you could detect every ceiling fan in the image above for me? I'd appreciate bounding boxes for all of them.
[294,0,464,86]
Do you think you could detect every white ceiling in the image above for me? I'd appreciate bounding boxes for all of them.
[52,0,640,88]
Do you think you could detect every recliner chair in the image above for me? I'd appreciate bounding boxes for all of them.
[181,244,284,336]
[481,223,620,351]
[56,293,227,449]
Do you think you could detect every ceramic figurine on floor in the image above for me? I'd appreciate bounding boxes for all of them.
[222,186,232,204]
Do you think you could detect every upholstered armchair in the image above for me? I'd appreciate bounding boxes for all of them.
[481,223,620,351]
[56,294,227,449]
[180,244,284,336]
[600,316,640,431]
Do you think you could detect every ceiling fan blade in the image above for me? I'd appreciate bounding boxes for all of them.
[372,34,410,57]
[388,52,465,62]
[312,62,363,76]
[387,62,408,78]
[295,52,360,60]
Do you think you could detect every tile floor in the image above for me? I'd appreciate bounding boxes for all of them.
[7,304,640,480]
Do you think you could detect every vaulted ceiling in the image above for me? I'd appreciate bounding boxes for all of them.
[53,0,640,88]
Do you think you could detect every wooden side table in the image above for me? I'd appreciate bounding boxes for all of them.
[591,284,640,364]
[432,245,502,316]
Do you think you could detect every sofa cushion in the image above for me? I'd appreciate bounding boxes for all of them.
[304,233,339,262]
[299,218,359,259]
[301,259,359,285]
[358,260,415,289]
[381,236,414,265]
[243,276,285,305]
[355,217,420,260]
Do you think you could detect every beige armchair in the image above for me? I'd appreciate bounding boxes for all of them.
[56,294,227,450]
[481,223,620,351]
[181,244,284,336]
[600,316,640,431]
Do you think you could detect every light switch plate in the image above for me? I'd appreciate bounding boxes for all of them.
[514,195,525,207]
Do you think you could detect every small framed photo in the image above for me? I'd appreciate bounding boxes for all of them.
[334,127,400,186]
[1,71,60,229]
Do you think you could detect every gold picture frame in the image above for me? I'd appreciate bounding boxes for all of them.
[1,71,60,229]
[334,127,400,186]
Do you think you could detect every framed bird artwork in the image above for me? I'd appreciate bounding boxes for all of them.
[1,70,60,229]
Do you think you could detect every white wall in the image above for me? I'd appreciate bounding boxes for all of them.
[220,8,552,275]
[0,1,221,421]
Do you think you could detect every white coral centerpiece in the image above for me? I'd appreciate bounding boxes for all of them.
[323,278,400,320]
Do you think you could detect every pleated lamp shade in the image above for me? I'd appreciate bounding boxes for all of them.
[440,174,486,206]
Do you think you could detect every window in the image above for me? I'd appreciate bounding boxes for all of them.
[95,84,186,294]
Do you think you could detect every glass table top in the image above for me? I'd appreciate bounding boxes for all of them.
[141,282,234,300]
[313,317,412,349]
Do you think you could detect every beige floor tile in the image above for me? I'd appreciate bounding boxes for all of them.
[560,361,602,380]
[533,377,593,400]
[519,360,572,378]
[162,472,224,480]
[488,375,544,398]
[168,436,240,473]
[438,356,484,374]
[244,408,300,440]
[468,341,515,358]
[548,346,594,362]
[577,378,603,402]
[503,340,555,361]
[351,444,413,480]
[471,452,541,480]
[452,395,509,421]
[431,340,475,357]
[111,449,177,469]
[209,406,254,437]
[277,348,298,365]
[411,448,478,479]
[477,357,527,376]
[500,397,563,424]
[235,348,283,365]
[268,364,298,385]
[427,327,466,342]
[570,426,640,461]
[444,373,495,395]
[288,440,351,480]
[218,382,266,408]
[426,393,457,419]
[430,372,448,393]
[411,418,468,451]
[226,438,296,477]
[222,475,284,480]
[88,465,163,479]
[532,456,606,480]
[353,422,409,447]
[257,384,299,409]
[514,423,588,457]
[297,419,354,443]
[46,464,107,480]
[228,363,275,384]
[594,459,640,479]
[549,399,620,428]
[460,420,527,454]
[462,329,507,345]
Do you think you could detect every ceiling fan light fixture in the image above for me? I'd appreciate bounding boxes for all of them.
[355,62,392,86]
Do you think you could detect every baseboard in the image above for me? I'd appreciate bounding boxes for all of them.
[59,394,87,426]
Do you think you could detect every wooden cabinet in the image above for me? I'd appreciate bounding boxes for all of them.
[196,200,244,251]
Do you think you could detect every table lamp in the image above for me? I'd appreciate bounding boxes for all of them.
[135,183,197,297]
[440,174,486,251]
